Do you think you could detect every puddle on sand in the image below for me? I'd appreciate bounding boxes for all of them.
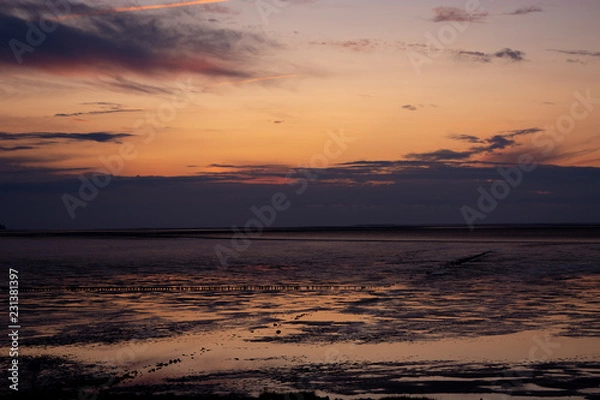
[7,237,600,399]
[24,326,599,399]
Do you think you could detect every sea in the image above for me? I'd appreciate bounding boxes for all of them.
[1,226,599,399]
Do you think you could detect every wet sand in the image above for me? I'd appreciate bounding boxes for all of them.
[12,285,600,399]
[2,230,599,399]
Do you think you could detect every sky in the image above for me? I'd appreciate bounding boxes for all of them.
[1,0,599,229]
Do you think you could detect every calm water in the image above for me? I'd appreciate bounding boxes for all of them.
[1,227,599,399]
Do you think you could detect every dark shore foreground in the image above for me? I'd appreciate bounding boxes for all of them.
[3,392,433,400]
[3,353,599,400]
[2,227,599,399]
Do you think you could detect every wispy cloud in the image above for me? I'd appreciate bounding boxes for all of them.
[281,0,317,4]
[405,149,472,162]
[457,50,492,63]
[457,48,526,63]
[0,131,133,144]
[566,59,591,65]
[198,3,238,15]
[57,0,230,21]
[486,145,600,165]
[507,5,544,15]
[207,74,299,88]
[310,38,379,52]
[91,75,178,95]
[547,49,600,65]
[0,145,35,152]
[449,134,482,143]
[401,104,438,112]
[431,6,488,23]
[54,102,143,117]
[547,49,600,58]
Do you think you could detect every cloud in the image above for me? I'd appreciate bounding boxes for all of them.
[54,102,143,117]
[547,49,600,65]
[406,128,542,161]
[0,146,35,152]
[4,161,600,229]
[0,131,133,144]
[566,58,591,65]
[547,49,600,58]
[431,6,488,23]
[457,48,526,63]
[449,134,483,143]
[83,101,119,106]
[273,0,317,5]
[457,50,491,63]
[503,128,543,137]
[199,163,293,184]
[0,2,276,79]
[469,128,542,154]
[405,149,473,162]
[198,4,238,15]
[507,5,544,15]
[483,135,516,151]
[92,75,177,95]
[402,104,438,111]
[486,145,600,166]
[55,0,232,20]
[494,48,526,62]
[310,38,379,52]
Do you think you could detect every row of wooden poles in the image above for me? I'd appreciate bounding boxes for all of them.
[18,285,374,293]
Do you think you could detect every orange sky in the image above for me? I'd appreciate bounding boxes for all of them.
[1,0,600,179]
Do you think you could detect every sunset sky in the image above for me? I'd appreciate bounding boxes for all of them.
[1,0,599,229]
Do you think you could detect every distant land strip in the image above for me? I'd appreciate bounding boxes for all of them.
[1,225,599,243]
[17,285,379,293]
